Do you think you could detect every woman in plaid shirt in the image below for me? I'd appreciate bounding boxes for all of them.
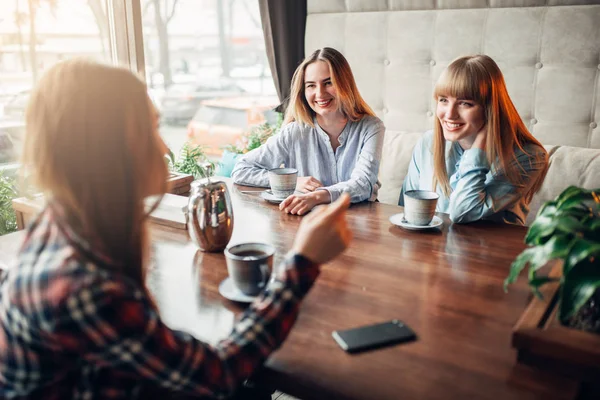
[0,60,352,399]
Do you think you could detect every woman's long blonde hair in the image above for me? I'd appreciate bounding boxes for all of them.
[22,59,169,286]
[432,55,548,201]
[284,47,375,126]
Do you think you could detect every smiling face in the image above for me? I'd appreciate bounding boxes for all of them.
[436,95,485,149]
[304,60,341,119]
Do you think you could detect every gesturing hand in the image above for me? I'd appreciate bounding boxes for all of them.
[296,176,323,193]
[292,193,352,264]
[280,190,331,215]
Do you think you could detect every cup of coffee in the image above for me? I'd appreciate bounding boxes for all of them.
[403,190,439,226]
[224,243,275,296]
[268,168,298,199]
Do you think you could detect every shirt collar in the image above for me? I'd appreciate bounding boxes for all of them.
[452,141,464,156]
[313,116,350,145]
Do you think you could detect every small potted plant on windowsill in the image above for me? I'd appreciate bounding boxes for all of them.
[0,172,18,236]
[217,113,282,177]
[166,143,215,180]
[164,143,215,196]
[504,186,600,377]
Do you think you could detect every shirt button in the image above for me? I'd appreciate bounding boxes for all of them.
[384,59,390,66]
[426,111,433,117]
[591,122,598,129]
[383,108,389,114]
[530,118,538,125]
[535,62,543,69]
[429,60,436,66]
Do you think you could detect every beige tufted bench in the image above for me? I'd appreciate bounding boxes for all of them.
[305,0,600,223]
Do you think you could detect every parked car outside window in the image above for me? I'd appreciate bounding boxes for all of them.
[186,96,278,157]
[160,79,246,125]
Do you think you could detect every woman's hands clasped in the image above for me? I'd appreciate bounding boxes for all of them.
[292,193,352,264]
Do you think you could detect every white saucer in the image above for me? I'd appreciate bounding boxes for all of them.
[389,213,443,230]
[260,190,287,204]
[218,277,259,303]
[261,190,303,204]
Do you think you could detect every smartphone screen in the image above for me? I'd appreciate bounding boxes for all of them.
[332,319,417,353]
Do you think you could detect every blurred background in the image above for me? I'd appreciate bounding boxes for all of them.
[0,0,279,171]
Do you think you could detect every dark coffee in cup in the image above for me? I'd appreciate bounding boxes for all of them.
[225,243,275,296]
[235,250,267,259]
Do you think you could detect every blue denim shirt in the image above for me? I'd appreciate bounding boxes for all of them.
[231,116,385,203]
[399,130,547,225]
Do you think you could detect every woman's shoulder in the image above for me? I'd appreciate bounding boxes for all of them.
[278,121,316,143]
[416,130,435,149]
[354,115,385,131]
[280,120,312,135]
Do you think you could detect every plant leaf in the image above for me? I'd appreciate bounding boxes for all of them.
[529,276,561,299]
[555,186,586,207]
[563,240,600,276]
[559,254,600,323]
[504,235,572,291]
[524,213,557,245]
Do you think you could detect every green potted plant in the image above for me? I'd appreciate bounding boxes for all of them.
[0,172,18,236]
[217,113,283,177]
[166,143,215,179]
[504,186,600,333]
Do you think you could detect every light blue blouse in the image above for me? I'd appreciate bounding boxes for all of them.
[231,116,385,203]
[399,130,547,225]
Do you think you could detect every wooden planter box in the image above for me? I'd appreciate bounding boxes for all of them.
[167,173,194,196]
[512,263,600,382]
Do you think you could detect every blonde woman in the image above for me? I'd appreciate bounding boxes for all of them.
[0,59,352,399]
[399,55,548,225]
[232,47,385,215]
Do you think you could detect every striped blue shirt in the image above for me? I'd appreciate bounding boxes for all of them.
[231,116,385,203]
[399,130,548,225]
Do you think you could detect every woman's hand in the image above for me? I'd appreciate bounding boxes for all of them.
[280,190,331,215]
[292,193,352,264]
[296,176,323,193]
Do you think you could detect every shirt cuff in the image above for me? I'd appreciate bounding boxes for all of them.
[316,187,336,203]
[458,148,490,176]
[281,252,321,296]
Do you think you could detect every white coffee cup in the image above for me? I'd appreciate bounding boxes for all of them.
[403,190,439,226]
[268,168,298,199]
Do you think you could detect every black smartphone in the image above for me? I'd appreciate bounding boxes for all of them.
[332,319,417,353]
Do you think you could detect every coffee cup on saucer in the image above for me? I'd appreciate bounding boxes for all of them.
[224,243,275,296]
[268,168,298,199]
[403,190,439,226]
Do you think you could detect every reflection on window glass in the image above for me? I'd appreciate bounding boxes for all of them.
[0,0,109,168]
[142,0,278,160]
[0,0,109,236]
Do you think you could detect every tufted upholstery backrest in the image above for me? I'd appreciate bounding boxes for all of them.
[305,0,600,209]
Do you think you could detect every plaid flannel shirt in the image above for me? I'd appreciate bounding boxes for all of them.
[0,205,319,399]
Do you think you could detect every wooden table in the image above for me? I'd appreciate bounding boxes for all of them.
[0,181,581,400]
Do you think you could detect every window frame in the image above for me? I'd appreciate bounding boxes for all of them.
[107,0,146,76]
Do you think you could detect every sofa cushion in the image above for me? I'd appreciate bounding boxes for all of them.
[377,130,423,205]
[527,145,600,225]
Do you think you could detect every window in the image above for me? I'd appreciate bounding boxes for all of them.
[140,0,277,159]
[0,0,110,169]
